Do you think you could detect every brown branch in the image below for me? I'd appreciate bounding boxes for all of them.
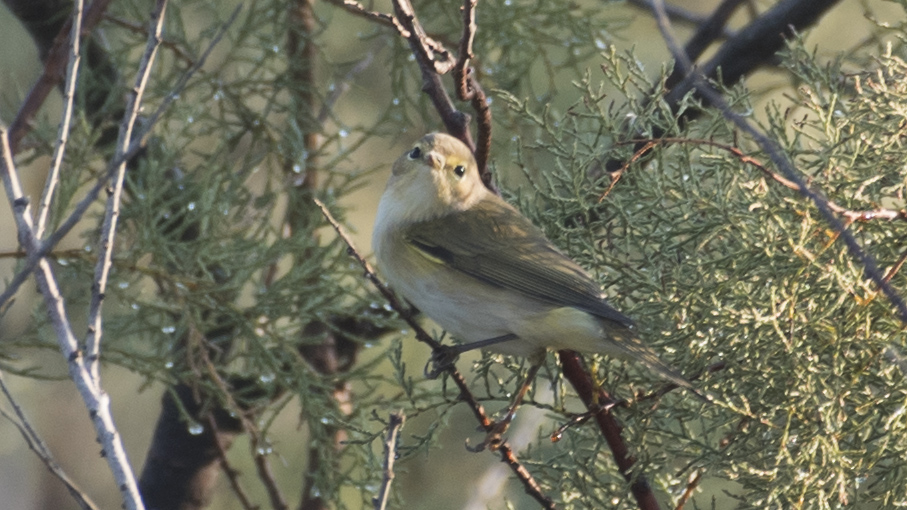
[392,0,472,147]
[197,347,289,510]
[7,0,115,153]
[673,470,702,510]
[329,0,495,189]
[558,350,661,510]
[605,137,907,225]
[649,0,907,323]
[451,0,493,188]
[313,199,558,509]
[498,443,557,510]
[208,414,257,510]
[603,0,842,173]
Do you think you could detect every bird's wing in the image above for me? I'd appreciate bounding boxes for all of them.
[403,198,634,328]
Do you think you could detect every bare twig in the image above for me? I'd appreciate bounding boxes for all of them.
[8,0,115,153]
[373,411,405,510]
[649,0,907,325]
[103,14,197,66]
[451,0,493,187]
[35,0,83,238]
[0,371,99,510]
[0,128,145,510]
[392,0,473,150]
[313,199,558,509]
[0,4,241,310]
[317,49,379,124]
[327,0,494,189]
[85,0,168,382]
[322,0,407,34]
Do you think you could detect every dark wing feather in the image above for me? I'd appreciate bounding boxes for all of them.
[404,198,634,328]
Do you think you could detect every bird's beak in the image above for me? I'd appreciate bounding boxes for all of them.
[426,150,444,171]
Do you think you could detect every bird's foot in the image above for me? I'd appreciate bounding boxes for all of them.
[424,345,459,379]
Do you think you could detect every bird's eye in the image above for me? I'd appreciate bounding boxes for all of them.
[453,165,466,178]
[408,147,422,160]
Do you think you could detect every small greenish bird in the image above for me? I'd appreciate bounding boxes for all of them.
[372,132,693,391]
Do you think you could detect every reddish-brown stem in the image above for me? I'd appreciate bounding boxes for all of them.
[558,350,661,510]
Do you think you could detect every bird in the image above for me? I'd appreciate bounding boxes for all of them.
[372,132,696,403]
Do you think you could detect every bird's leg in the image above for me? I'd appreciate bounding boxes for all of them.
[425,333,518,379]
[481,351,545,452]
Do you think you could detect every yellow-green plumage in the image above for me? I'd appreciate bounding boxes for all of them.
[372,132,693,390]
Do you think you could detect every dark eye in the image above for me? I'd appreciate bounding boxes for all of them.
[453,165,466,178]
[408,147,422,160]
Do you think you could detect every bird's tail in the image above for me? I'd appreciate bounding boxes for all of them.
[609,330,709,402]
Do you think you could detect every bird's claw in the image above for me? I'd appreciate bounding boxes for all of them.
[424,345,459,379]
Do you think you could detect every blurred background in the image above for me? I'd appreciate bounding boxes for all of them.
[1,0,904,508]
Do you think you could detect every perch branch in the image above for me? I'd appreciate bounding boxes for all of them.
[452,0,493,187]
[558,351,661,510]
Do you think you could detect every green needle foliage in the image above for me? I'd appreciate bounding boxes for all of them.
[2,0,907,508]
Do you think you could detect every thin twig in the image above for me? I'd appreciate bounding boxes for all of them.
[85,0,168,382]
[323,0,408,34]
[198,348,289,510]
[0,371,100,510]
[608,137,907,223]
[451,0,493,188]
[313,199,558,509]
[35,0,84,238]
[329,0,494,189]
[602,0,841,174]
[0,4,242,311]
[8,0,115,153]
[208,413,258,510]
[0,128,145,510]
[649,0,907,325]
[674,470,702,510]
[103,14,197,66]
[317,49,379,124]
[373,411,405,510]
[392,0,473,150]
